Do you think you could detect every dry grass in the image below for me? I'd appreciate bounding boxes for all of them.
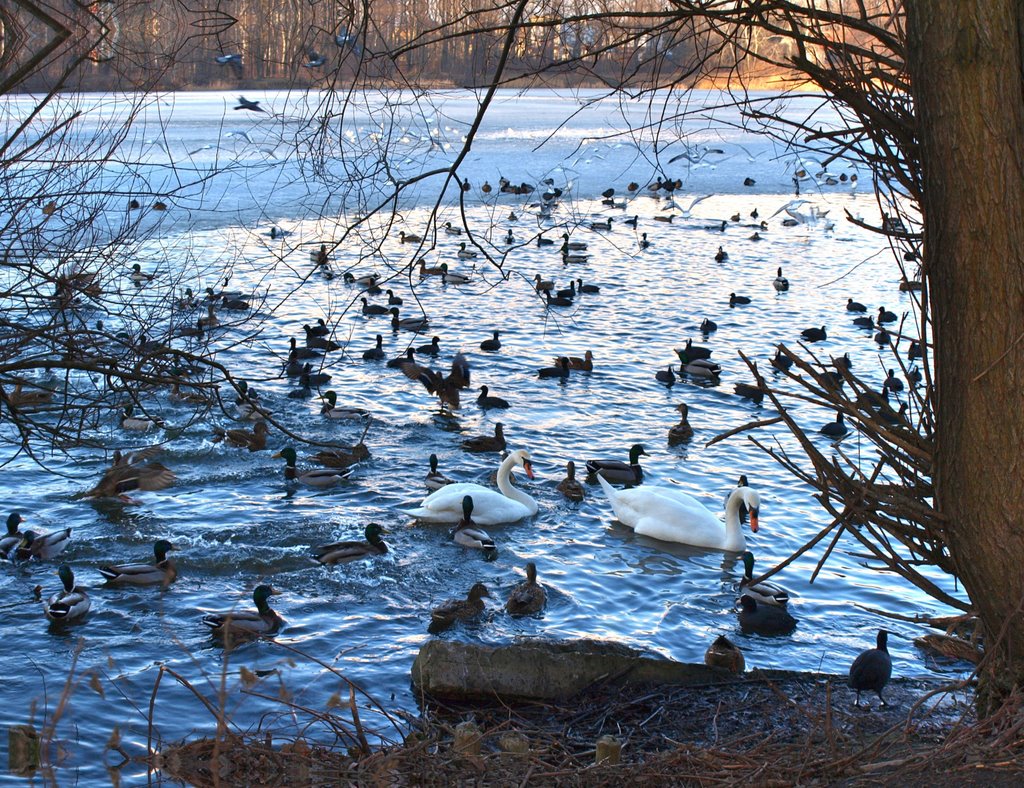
[154,672,1024,787]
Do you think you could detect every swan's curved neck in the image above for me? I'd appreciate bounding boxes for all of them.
[496,456,538,514]
[723,488,749,545]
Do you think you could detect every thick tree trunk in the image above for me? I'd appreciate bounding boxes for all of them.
[906,0,1024,709]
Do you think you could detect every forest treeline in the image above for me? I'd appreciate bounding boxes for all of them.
[8,0,801,93]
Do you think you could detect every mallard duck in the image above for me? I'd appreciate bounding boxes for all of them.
[440,263,471,285]
[479,330,501,352]
[273,447,350,487]
[849,629,892,706]
[704,635,744,673]
[390,307,430,332]
[734,382,764,403]
[740,551,790,606]
[452,496,497,560]
[561,247,589,263]
[305,332,341,352]
[737,595,796,635]
[533,274,554,292]
[668,403,694,444]
[560,233,588,251]
[418,258,444,277]
[16,527,72,561]
[425,453,454,490]
[586,444,647,485]
[313,523,388,564]
[121,405,163,432]
[457,242,477,259]
[402,352,471,411]
[773,267,790,291]
[684,359,722,380]
[400,231,422,244]
[87,447,176,501]
[598,476,760,551]
[428,582,489,633]
[506,562,546,615]
[801,326,827,342]
[556,461,584,502]
[99,539,177,586]
[477,385,510,410]
[361,297,390,316]
[444,221,463,236]
[0,512,26,559]
[202,585,284,641]
[675,339,712,364]
[566,350,594,371]
[212,421,268,451]
[589,217,612,231]
[320,391,370,420]
[288,336,321,361]
[402,449,537,525]
[362,334,386,361]
[462,422,506,453]
[545,290,573,307]
[311,442,370,468]
[729,292,751,306]
[44,565,90,622]
[129,263,154,283]
[169,382,211,405]
[6,383,54,408]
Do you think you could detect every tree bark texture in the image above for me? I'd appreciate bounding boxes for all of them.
[906,0,1024,705]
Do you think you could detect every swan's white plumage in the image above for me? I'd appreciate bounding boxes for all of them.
[401,449,537,525]
[597,475,758,551]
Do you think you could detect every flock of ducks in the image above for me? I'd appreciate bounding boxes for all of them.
[9,171,909,702]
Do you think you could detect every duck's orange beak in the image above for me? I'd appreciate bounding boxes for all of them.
[522,459,535,479]
[749,508,759,533]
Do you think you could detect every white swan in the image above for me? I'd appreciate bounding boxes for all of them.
[401,449,537,525]
[596,475,759,551]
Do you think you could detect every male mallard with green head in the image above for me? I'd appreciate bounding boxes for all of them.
[313,524,388,565]
[44,565,91,622]
[99,539,177,586]
[202,585,284,641]
[273,447,350,487]
[586,443,647,485]
[452,496,497,561]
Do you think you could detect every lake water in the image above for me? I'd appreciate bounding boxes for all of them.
[0,88,955,784]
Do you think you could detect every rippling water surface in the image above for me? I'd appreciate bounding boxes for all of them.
[1,89,955,785]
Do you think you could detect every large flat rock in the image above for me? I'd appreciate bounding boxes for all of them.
[411,638,744,701]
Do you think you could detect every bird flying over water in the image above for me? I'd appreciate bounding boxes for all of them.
[304,50,326,68]
[335,26,362,54]
[215,53,243,78]
[234,96,265,113]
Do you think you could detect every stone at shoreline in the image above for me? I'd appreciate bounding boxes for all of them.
[411,638,806,701]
